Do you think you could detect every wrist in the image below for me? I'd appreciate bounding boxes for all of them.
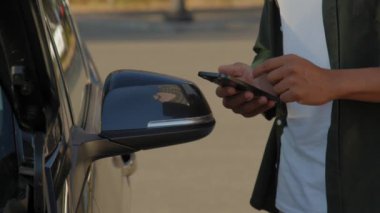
[325,70,341,101]
[327,67,380,102]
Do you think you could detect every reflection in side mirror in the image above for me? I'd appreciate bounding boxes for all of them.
[100,70,215,151]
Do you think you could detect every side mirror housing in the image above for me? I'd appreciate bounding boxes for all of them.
[100,70,215,151]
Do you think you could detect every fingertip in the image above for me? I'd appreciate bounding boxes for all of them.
[227,87,237,95]
[244,91,254,101]
[216,86,236,97]
[258,96,268,104]
[215,86,223,97]
[268,100,276,108]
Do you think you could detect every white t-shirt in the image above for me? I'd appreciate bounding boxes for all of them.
[275,0,332,212]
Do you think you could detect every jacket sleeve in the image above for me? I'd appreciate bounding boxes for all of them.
[251,0,283,120]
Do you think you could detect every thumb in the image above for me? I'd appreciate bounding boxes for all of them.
[218,62,251,77]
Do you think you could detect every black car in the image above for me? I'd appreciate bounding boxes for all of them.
[0,0,215,212]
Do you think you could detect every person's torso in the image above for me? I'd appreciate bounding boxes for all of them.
[275,0,332,212]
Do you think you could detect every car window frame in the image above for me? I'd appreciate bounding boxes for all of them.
[40,0,93,129]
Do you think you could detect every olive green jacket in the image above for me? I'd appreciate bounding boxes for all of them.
[250,0,380,212]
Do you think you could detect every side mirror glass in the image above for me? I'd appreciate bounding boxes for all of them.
[100,70,215,151]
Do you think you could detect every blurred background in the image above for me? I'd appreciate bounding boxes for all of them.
[73,0,272,213]
[71,0,262,12]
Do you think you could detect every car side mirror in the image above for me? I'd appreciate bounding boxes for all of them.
[99,69,215,151]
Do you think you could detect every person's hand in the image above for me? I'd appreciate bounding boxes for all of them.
[216,62,276,118]
[253,54,334,105]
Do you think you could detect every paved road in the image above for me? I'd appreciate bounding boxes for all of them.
[77,8,273,213]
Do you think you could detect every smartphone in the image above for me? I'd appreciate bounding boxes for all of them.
[198,71,280,102]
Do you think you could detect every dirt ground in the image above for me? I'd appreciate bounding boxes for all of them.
[70,0,264,14]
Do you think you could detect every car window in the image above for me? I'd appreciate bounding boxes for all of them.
[0,87,18,211]
[43,0,89,126]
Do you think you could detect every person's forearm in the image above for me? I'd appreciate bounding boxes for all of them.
[329,67,380,102]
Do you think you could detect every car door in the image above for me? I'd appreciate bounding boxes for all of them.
[39,0,134,212]
[0,86,20,212]
[0,0,72,212]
